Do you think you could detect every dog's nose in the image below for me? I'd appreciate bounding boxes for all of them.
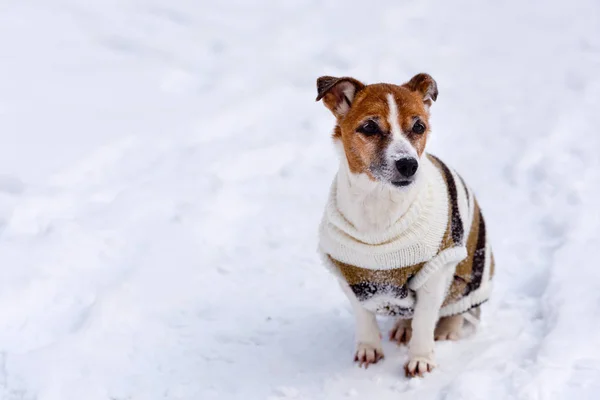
[395,158,418,178]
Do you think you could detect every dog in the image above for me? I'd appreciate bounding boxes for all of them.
[316,73,494,377]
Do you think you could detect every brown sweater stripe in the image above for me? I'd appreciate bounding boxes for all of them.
[467,208,487,294]
[455,199,481,279]
[331,256,424,299]
[444,199,481,304]
[428,154,464,244]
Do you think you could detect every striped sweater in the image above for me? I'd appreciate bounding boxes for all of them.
[319,154,494,318]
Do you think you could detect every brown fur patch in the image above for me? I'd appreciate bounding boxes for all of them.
[403,73,438,107]
[335,83,431,175]
[316,74,438,180]
[316,77,365,119]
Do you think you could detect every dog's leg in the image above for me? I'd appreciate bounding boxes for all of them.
[434,314,463,341]
[338,279,383,368]
[405,266,453,377]
[389,318,412,345]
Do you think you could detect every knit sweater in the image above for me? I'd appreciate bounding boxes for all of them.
[319,154,494,318]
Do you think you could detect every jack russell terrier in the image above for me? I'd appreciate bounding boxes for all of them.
[316,73,494,377]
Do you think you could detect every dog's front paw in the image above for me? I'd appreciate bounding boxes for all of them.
[354,343,384,368]
[404,356,436,377]
[389,318,412,345]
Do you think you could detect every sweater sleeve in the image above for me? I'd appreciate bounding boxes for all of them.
[408,245,467,290]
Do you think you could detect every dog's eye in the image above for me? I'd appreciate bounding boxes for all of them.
[357,120,381,136]
[412,120,426,134]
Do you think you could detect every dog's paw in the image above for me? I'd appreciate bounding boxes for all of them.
[434,315,463,341]
[404,356,436,378]
[389,319,412,345]
[354,343,384,368]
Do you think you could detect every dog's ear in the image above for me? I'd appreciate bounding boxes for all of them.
[403,73,438,108]
[315,76,365,118]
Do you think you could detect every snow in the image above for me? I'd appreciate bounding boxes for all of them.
[0,0,599,399]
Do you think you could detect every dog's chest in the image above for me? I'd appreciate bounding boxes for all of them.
[320,154,496,318]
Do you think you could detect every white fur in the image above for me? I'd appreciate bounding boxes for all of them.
[333,141,425,233]
[386,93,418,161]
[386,93,403,142]
[407,263,455,371]
[423,94,433,111]
[338,279,382,350]
[337,233,459,373]
[336,81,360,116]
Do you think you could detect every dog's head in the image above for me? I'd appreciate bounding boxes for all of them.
[316,73,438,188]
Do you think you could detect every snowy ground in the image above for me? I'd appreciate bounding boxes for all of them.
[0,0,599,399]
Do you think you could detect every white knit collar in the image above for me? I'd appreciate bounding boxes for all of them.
[329,157,446,245]
[319,156,450,270]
